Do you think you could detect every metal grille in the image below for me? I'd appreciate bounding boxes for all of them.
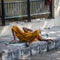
[0,0,50,19]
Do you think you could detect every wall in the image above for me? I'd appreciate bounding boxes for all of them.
[38,0,60,28]
[55,0,60,17]
[54,0,60,26]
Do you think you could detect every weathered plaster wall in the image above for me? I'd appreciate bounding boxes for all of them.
[54,0,60,26]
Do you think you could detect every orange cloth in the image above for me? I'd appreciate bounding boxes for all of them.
[11,26,42,42]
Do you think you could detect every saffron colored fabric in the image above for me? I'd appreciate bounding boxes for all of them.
[11,26,42,42]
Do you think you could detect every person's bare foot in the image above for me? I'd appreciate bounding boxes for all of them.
[39,39,54,42]
[9,40,17,44]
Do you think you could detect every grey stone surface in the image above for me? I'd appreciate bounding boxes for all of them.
[0,19,60,60]
[23,49,60,60]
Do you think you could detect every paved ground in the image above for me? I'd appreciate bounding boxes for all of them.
[28,48,60,60]
[16,48,60,60]
[0,18,60,60]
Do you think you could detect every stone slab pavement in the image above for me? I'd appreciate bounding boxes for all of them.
[0,19,60,60]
